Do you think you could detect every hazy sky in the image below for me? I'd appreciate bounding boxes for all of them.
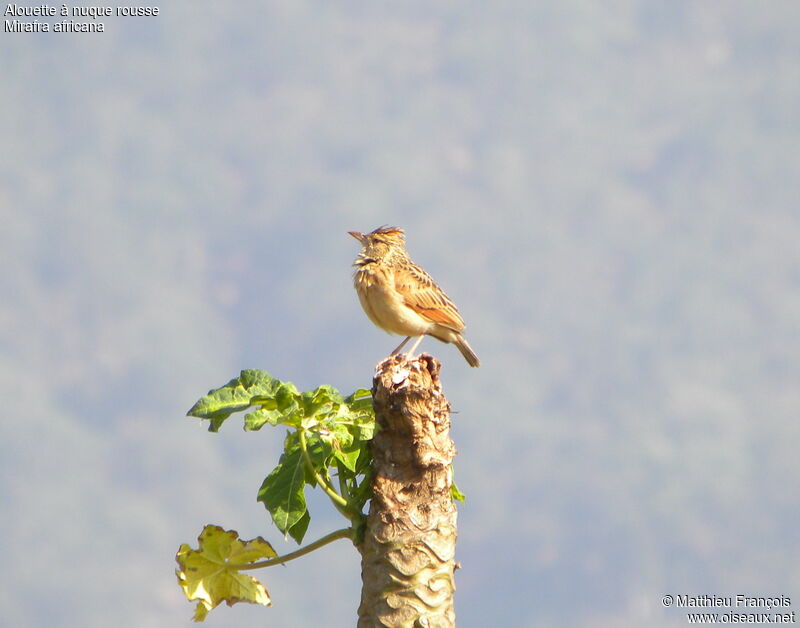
[2,2,799,626]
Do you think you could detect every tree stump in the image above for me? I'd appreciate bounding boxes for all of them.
[357,354,458,628]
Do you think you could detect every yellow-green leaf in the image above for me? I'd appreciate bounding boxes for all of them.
[175,525,277,621]
[192,602,208,622]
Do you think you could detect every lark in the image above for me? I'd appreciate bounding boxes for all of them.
[349,226,480,367]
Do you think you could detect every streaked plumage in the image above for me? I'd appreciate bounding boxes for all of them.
[349,226,480,367]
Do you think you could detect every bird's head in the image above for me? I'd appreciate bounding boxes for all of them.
[348,226,406,261]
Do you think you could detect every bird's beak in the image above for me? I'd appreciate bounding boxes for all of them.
[348,231,364,242]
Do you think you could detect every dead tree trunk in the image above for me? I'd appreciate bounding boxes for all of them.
[357,354,458,628]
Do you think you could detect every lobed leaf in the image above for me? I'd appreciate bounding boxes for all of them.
[187,370,288,432]
[187,370,373,437]
[175,525,276,622]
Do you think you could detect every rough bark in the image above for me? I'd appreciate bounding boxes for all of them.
[357,353,458,628]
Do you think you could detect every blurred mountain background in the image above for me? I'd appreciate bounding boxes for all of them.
[1,1,798,626]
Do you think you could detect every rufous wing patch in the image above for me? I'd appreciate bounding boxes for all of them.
[395,266,466,331]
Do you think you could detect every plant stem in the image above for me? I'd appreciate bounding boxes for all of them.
[298,428,353,517]
[239,527,354,570]
[336,461,352,501]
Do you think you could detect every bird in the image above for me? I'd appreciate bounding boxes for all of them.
[349,226,480,367]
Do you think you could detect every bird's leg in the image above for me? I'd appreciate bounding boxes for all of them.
[391,336,411,355]
[405,335,425,359]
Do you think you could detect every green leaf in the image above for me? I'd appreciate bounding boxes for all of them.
[175,525,276,621]
[352,414,376,441]
[257,447,308,543]
[207,416,227,433]
[238,368,283,397]
[286,509,310,545]
[350,467,373,511]
[451,479,466,502]
[321,421,354,449]
[275,382,301,418]
[340,391,375,441]
[301,384,343,419]
[352,445,372,475]
[301,432,332,487]
[344,388,373,413]
[344,387,371,403]
[244,407,284,431]
[187,370,285,431]
[333,446,361,473]
[327,422,362,473]
[187,371,372,435]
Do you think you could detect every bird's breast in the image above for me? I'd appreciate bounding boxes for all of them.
[353,266,431,336]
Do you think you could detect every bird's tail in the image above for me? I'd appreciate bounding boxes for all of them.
[454,334,480,367]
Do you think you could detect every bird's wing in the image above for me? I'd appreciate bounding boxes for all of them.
[394,263,466,331]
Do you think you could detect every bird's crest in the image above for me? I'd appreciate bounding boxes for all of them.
[369,226,405,243]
